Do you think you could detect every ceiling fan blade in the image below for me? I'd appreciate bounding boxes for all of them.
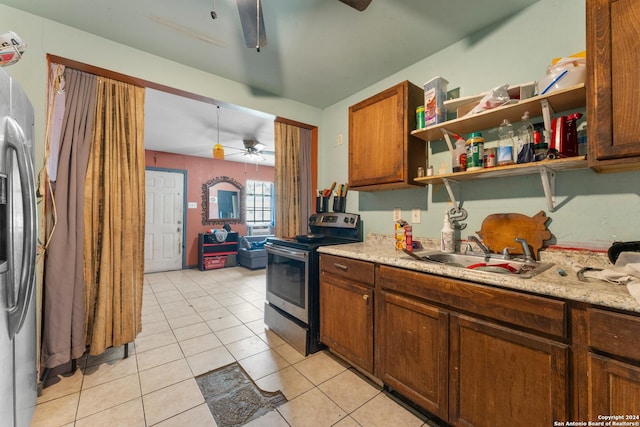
[338,0,372,11]
[236,0,267,49]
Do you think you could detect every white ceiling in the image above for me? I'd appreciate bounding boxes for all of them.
[144,88,277,166]
[6,0,539,165]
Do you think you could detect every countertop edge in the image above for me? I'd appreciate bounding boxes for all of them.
[318,242,640,315]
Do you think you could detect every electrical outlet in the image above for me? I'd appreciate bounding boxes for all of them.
[411,208,421,224]
[393,208,401,222]
[337,134,343,145]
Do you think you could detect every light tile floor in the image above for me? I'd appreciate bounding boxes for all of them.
[32,267,440,427]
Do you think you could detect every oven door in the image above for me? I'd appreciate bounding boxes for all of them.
[265,243,309,323]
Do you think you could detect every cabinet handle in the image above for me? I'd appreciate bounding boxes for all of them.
[334,263,349,271]
[362,294,369,302]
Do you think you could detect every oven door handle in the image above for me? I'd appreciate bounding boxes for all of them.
[266,243,309,261]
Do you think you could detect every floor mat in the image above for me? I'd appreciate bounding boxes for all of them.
[196,362,287,426]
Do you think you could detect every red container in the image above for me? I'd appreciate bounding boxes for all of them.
[203,256,227,270]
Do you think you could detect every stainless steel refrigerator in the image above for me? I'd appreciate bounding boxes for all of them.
[0,67,38,427]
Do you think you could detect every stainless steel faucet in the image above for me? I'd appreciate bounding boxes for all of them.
[514,237,535,263]
[467,236,491,259]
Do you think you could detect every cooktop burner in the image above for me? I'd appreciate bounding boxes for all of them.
[267,212,362,251]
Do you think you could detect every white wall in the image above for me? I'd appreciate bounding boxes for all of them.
[319,0,640,249]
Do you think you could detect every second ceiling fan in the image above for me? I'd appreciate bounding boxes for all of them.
[224,139,274,162]
[235,0,373,51]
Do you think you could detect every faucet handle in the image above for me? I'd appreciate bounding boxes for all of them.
[502,247,516,260]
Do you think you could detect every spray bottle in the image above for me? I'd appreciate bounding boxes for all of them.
[440,211,455,253]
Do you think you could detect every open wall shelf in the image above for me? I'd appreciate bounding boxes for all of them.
[409,84,588,212]
[411,84,586,142]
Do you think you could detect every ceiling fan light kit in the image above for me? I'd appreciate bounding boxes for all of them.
[243,151,264,161]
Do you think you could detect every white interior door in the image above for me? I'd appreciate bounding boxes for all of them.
[144,169,184,273]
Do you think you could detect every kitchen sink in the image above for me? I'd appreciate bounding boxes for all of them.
[405,250,554,278]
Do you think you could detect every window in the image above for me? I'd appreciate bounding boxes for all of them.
[245,180,274,224]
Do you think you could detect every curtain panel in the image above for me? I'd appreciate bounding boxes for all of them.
[83,77,145,355]
[41,68,96,368]
[274,122,313,237]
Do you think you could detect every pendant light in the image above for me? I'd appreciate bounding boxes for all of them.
[212,105,225,160]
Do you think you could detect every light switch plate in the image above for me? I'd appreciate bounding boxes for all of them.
[188,202,198,209]
[393,208,401,222]
[411,208,421,224]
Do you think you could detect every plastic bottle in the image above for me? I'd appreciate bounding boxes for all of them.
[465,132,485,171]
[452,134,467,173]
[533,131,548,161]
[497,119,515,166]
[440,211,455,253]
[516,111,535,163]
[577,121,587,156]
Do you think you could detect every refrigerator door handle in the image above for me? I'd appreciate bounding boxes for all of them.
[3,117,37,340]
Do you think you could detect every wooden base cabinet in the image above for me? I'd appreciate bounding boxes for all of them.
[377,264,569,426]
[588,354,640,418]
[449,314,569,427]
[584,307,640,419]
[319,255,375,373]
[321,256,640,425]
[377,291,449,419]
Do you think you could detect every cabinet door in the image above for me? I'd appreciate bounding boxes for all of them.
[588,0,640,167]
[377,291,449,420]
[319,273,374,373]
[588,353,640,417]
[450,314,569,427]
[349,83,406,187]
[348,81,426,190]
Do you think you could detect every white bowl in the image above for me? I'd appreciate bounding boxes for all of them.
[538,64,586,95]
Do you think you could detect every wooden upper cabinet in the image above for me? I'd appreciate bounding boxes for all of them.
[587,0,640,171]
[348,81,426,190]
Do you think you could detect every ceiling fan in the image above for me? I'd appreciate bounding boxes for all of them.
[235,0,373,51]
[224,139,274,162]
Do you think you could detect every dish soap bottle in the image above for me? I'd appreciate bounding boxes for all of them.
[440,211,455,253]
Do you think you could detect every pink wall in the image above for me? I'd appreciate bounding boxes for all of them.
[145,150,275,268]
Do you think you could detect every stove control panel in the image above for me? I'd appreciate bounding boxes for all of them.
[309,212,359,229]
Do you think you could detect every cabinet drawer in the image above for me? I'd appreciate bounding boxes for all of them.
[378,265,567,339]
[588,307,640,361]
[320,254,374,286]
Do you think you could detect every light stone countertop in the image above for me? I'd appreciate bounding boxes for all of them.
[318,233,640,314]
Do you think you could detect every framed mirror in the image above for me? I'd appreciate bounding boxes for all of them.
[202,176,245,225]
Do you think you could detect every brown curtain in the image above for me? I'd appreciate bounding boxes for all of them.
[274,122,312,237]
[83,77,145,355]
[41,68,96,369]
